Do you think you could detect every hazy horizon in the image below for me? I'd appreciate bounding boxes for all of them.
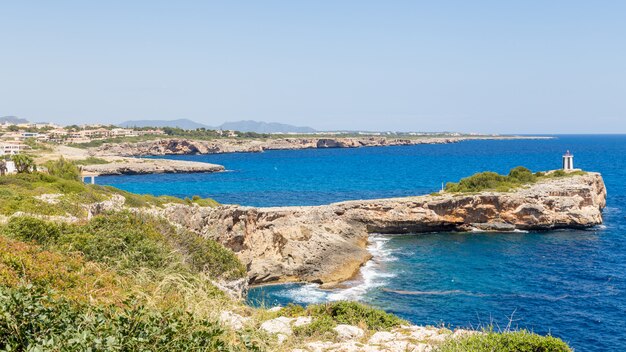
[2,1,625,134]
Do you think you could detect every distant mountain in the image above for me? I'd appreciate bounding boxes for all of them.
[218,120,316,133]
[118,119,212,129]
[0,116,28,124]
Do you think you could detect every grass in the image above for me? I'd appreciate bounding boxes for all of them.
[445,166,587,193]
[73,156,110,165]
[436,329,572,352]
[0,172,218,217]
[1,212,246,282]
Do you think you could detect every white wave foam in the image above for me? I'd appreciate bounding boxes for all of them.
[274,235,397,304]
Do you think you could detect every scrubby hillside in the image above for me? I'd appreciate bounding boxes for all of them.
[0,169,573,351]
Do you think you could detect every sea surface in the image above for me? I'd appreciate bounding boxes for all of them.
[98,135,626,351]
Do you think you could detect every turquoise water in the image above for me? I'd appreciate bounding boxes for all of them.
[98,135,626,351]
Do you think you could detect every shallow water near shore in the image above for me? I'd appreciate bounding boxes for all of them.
[99,135,626,351]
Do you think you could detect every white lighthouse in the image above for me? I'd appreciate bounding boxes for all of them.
[562,150,574,170]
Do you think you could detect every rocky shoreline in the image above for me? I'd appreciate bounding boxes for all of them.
[94,136,551,156]
[81,157,224,175]
[158,172,606,287]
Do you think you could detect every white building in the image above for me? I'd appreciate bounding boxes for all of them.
[0,143,29,155]
[563,150,574,170]
[4,160,16,174]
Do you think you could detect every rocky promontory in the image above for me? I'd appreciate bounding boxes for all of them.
[81,157,224,175]
[94,136,550,157]
[159,172,606,287]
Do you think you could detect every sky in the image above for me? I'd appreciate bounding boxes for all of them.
[1,1,625,133]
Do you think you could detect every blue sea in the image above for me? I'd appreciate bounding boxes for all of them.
[98,135,626,351]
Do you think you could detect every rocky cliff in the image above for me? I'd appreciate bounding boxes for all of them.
[95,136,547,157]
[159,172,606,287]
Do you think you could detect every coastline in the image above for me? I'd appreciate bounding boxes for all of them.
[93,135,554,157]
[159,171,606,287]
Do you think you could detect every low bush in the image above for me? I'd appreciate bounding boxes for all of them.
[45,157,80,181]
[2,212,246,281]
[288,301,406,337]
[0,285,238,351]
[0,236,129,304]
[436,329,572,352]
[445,166,586,193]
[2,216,62,245]
[307,301,406,330]
[72,156,110,165]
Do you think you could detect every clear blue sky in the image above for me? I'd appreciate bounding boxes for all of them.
[1,1,624,133]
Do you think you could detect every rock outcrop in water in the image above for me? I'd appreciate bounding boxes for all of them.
[95,136,547,156]
[159,172,606,286]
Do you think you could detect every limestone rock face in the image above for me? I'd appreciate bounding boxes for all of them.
[160,173,606,286]
[94,136,543,157]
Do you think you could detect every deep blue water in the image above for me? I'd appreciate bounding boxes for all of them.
[98,135,626,351]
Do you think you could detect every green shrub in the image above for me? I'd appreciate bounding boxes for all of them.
[307,301,406,330]
[288,301,406,337]
[508,166,536,183]
[45,157,81,181]
[2,216,62,245]
[445,166,586,193]
[170,228,247,280]
[57,212,172,272]
[73,157,110,165]
[0,285,237,352]
[293,314,337,338]
[445,171,514,193]
[436,329,572,352]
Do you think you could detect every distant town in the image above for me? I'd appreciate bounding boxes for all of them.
[0,117,476,157]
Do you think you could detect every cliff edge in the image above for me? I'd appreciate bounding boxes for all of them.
[160,172,606,287]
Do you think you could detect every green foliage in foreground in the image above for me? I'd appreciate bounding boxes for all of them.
[1,212,246,281]
[0,285,244,352]
[445,166,586,193]
[436,329,572,352]
[282,301,406,337]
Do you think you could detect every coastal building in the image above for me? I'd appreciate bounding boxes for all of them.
[0,142,29,155]
[563,150,574,170]
[4,161,16,174]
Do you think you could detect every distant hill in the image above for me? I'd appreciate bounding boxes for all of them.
[118,119,212,129]
[218,120,316,133]
[0,116,28,124]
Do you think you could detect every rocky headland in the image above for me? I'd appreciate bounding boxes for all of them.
[36,146,226,176]
[80,157,224,175]
[94,136,550,157]
[158,171,606,287]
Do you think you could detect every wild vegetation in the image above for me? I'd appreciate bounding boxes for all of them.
[72,156,111,165]
[0,172,258,350]
[438,329,572,352]
[280,301,406,338]
[445,166,586,193]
